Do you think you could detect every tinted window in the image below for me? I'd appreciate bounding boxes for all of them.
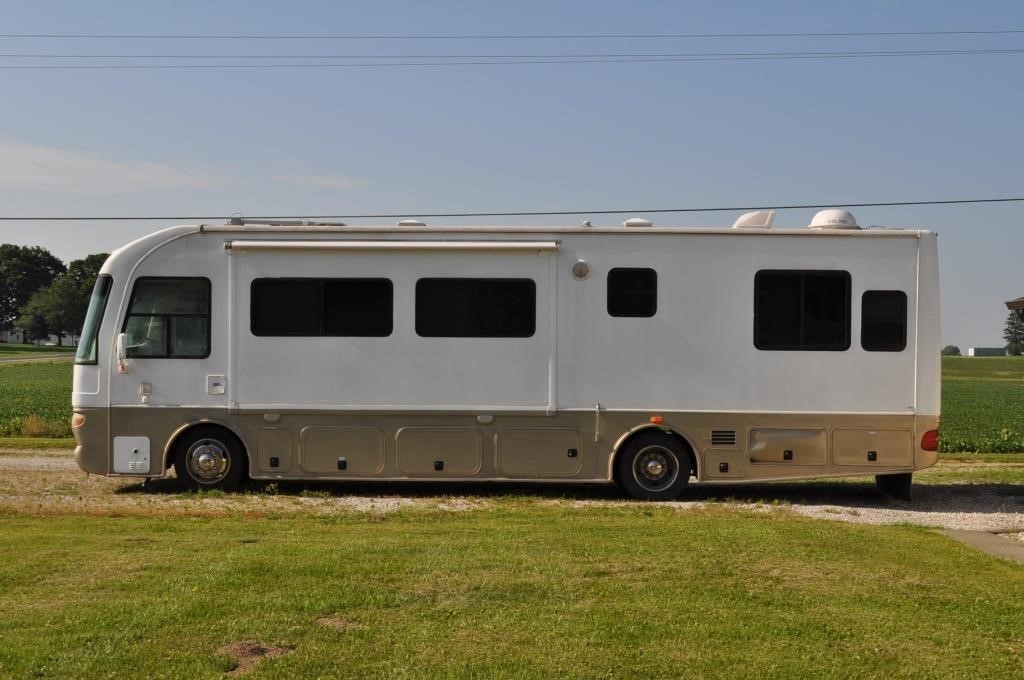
[755,271,850,351]
[123,278,210,358]
[862,290,907,352]
[416,278,535,337]
[608,268,657,317]
[251,278,392,337]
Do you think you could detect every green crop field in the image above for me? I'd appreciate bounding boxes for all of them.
[0,360,73,437]
[941,357,1024,452]
[2,355,1024,451]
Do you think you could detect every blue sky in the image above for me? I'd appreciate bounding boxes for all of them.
[0,0,1022,348]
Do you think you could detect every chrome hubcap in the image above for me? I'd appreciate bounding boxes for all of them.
[633,445,679,492]
[645,458,665,477]
[186,439,230,483]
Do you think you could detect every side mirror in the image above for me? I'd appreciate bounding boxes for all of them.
[116,333,129,373]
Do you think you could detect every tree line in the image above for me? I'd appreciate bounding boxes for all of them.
[0,244,108,346]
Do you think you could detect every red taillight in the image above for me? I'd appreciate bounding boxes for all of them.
[921,429,939,451]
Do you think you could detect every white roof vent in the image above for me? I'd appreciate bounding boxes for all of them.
[397,219,426,227]
[732,210,776,229]
[808,209,859,230]
[622,217,653,228]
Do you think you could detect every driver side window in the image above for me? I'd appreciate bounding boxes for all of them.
[123,278,210,358]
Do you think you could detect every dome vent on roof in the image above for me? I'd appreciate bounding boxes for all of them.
[732,210,776,229]
[808,209,859,230]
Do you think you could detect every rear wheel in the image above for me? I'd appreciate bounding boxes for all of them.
[616,431,692,500]
[875,473,912,501]
[173,426,248,491]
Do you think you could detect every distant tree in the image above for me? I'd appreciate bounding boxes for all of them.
[16,253,108,346]
[0,244,65,340]
[16,308,50,344]
[1005,311,1024,356]
[941,345,961,356]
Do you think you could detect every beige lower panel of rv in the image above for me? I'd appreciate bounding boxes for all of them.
[300,427,385,475]
[75,407,939,484]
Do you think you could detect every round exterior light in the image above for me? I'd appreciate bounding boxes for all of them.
[571,259,591,280]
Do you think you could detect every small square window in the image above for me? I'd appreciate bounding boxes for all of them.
[608,268,657,317]
[862,290,907,352]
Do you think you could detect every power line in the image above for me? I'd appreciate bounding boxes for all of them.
[1,48,1021,69]
[0,29,1022,40]
[0,197,1021,221]
[2,48,1023,59]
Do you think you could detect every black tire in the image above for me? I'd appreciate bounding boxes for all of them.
[172,425,248,491]
[616,430,692,501]
[875,473,912,501]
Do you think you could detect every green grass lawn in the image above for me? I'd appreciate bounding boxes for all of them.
[0,343,75,358]
[0,506,1022,678]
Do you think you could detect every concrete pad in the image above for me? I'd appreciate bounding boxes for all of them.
[943,529,1024,564]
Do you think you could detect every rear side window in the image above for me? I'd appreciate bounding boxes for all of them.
[123,278,210,358]
[607,268,657,317]
[861,290,907,352]
[416,278,535,337]
[251,278,393,337]
[754,270,851,351]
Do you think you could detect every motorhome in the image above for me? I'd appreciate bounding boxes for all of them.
[72,209,940,500]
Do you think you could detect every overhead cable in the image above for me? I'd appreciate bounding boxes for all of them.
[2,48,1023,59]
[1,48,1022,69]
[0,197,1021,221]
[0,29,1022,40]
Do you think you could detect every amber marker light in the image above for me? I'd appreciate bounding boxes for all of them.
[649,415,665,425]
[71,413,86,428]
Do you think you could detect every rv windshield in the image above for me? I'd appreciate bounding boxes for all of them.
[75,275,112,365]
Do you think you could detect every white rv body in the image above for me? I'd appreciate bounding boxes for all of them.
[72,217,940,496]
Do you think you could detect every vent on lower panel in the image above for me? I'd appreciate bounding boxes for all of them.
[710,430,737,447]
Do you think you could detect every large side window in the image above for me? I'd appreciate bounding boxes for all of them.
[251,278,393,337]
[754,270,851,351]
[416,278,535,337]
[123,278,210,358]
[862,290,907,352]
[74,275,112,365]
[607,268,657,317]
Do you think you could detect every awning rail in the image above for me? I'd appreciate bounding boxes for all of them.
[225,239,558,253]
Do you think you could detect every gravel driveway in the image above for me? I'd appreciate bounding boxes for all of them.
[3,451,1022,533]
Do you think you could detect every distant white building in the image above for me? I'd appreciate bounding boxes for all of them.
[0,329,77,346]
[967,347,1006,357]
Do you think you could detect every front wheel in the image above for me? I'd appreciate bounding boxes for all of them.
[173,426,248,491]
[616,431,692,500]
